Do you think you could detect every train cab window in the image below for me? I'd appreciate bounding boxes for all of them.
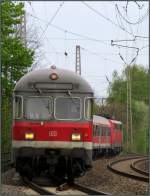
[85,98,93,120]
[13,96,23,119]
[55,97,81,120]
[25,97,52,120]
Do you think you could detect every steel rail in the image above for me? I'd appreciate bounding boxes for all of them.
[73,182,110,195]
[23,177,110,195]
[107,156,149,183]
[22,177,55,195]
[130,158,149,177]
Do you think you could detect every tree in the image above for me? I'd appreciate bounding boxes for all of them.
[1,0,34,96]
[1,0,34,154]
[106,65,148,154]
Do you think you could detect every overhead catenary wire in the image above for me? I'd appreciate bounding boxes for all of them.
[116,3,134,36]
[111,42,139,52]
[39,2,64,40]
[115,4,149,25]
[50,24,110,45]
[111,1,148,151]
[135,35,148,39]
[26,2,60,68]
[82,1,135,37]
[26,13,111,45]
[134,1,144,9]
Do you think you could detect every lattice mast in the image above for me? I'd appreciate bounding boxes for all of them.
[75,45,81,75]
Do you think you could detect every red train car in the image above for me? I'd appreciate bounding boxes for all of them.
[12,66,123,181]
[109,119,123,153]
[93,115,123,155]
[12,66,94,180]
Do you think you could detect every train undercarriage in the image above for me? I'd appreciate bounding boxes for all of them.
[14,147,92,182]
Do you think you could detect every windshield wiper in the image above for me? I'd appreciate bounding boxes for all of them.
[33,84,42,95]
[33,85,51,114]
[67,90,79,111]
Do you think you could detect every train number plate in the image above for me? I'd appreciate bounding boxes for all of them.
[48,131,57,137]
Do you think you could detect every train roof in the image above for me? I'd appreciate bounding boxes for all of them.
[14,67,93,93]
[110,119,122,125]
[93,115,110,126]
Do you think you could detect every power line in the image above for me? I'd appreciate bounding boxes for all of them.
[139,45,149,51]
[50,24,110,45]
[39,2,64,40]
[111,42,139,52]
[82,1,134,37]
[27,13,111,45]
[115,4,149,25]
[80,46,122,64]
[134,1,144,9]
[26,2,58,68]
[135,35,149,39]
[32,36,112,41]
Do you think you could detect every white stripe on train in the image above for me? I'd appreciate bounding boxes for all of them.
[12,140,93,150]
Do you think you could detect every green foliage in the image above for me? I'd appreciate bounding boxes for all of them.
[1,97,12,153]
[1,0,34,153]
[93,102,101,115]
[107,65,149,154]
[1,1,24,35]
[1,0,34,96]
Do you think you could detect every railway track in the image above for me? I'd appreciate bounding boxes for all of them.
[131,158,149,176]
[107,156,149,183]
[23,177,110,195]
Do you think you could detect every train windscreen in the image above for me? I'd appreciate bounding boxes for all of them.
[25,97,52,120]
[55,97,81,120]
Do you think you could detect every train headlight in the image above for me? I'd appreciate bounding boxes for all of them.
[25,132,34,140]
[71,133,81,141]
[50,73,58,80]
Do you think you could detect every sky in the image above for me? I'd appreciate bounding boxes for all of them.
[24,1,149,97]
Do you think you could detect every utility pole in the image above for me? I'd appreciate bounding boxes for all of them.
[126,65,129,152]
[126,64,133,152]
[75,45,81,75]
[17,11,27,46]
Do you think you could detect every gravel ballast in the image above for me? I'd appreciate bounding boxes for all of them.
[1,155,149,195]
[76,155,148,195]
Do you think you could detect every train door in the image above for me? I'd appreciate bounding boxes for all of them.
[99,125,102,153]
[109,120,115,150]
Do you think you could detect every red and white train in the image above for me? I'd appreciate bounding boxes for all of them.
[12,66,123,180]
[93,115,123,156]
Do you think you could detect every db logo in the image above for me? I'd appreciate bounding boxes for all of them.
[49,131,57,137]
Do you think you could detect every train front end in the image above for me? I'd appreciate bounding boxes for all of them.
[12,66,94,180]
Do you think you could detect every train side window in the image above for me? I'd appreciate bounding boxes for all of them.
[99,127,102,136]
[102,127,106,136]
[96,125,97,136]
[94,127,96,136]
[106,128,110,136]
[101,127,103,136]
[13,96,23,119]
[96,127,98,136]
[93,125,95,136]
[84,98,93,120]
[120,124,122,131]
[98,126,101,136]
